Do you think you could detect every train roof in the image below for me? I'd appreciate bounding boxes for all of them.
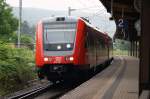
[81,18,112,40]
[40,16,112,39]
[41,16,78,24]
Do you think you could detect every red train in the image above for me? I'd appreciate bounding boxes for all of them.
[35,16,113,82]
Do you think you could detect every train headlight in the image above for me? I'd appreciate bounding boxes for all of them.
[66,44,71,48]
[69,57,74,61]
[65,56,74,61]
[44,57,48,62]
[57,45,61,50]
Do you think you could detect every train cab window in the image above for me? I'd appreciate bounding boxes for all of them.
[43,22,77,51]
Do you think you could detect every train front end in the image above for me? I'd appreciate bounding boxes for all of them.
[36,17,83,81]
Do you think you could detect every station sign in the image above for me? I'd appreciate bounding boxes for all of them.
[117,19,128,29]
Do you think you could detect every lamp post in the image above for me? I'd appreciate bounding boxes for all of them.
[68,7,76,16]
[18,0,22,48]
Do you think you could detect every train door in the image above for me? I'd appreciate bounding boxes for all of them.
[93,34,97,70]
[98,36,106,64]
[95,36,101,66]
[85,31,89,66]
[86,27,95,69]
[89,29,97,70]
[86,31,93,68]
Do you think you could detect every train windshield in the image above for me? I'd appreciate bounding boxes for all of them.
[43,22,77,51]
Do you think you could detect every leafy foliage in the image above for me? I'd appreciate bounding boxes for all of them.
[0,42,35,95]
[21,21,35,35]
[11,32,33,44]
[0,0,36,96]
[113,39,130,50]
[9,32,34,49]
[113,39,130,56]
[0,0,18,40]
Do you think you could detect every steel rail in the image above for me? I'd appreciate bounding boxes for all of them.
[8,83,51,99]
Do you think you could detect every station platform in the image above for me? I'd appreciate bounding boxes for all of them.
[60,56,139,99]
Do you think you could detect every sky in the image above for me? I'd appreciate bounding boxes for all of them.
[6,0,116,38]
[6,0,105,13]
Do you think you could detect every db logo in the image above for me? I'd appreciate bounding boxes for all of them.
[54,57,61,63]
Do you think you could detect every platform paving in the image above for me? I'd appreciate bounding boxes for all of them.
[60,56,139,99]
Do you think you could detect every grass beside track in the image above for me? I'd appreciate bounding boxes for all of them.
[113,49,129,56]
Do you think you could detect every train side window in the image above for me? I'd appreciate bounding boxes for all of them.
[98,38,103,49]
[85,32,89,48]
[97,39,101,50]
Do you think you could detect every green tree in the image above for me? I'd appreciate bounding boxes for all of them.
[21,21,35,38]
[0,0,18,41]
[11,33,32,44]
[21,21,31,34]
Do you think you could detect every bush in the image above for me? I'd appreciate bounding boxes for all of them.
[10,32,34,49]
[0,41,35,95]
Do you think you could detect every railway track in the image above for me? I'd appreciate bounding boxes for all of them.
[6,60,112,99]
[8,83,51,99]
[6,72,104,99]
[7,81,76,99]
